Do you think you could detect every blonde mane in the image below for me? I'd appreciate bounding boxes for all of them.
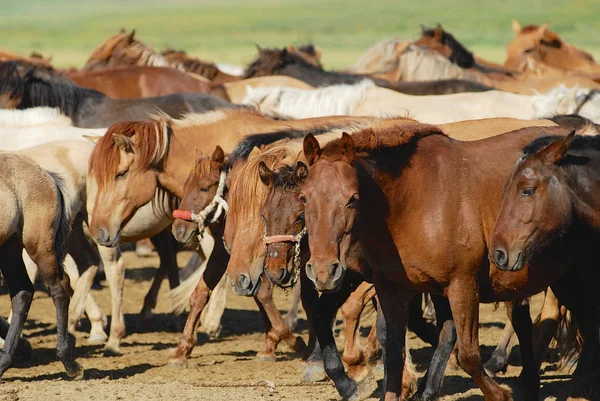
[0,107,72,128]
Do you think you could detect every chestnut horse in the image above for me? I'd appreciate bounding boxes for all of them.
[298,123,594,401]
[86,109,375,366]
[0,61,240,128]
[490,132,600,399]
[0,153,83,380]
[506,21,600,78]
[67,66,220,99]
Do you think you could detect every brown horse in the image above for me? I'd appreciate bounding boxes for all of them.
[0,153,83,380]
[298,122,595,400]
[505,21,600,78]
[67,65,220,99]
[490,132,600,399]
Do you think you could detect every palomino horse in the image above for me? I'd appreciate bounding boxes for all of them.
[242,81,544,123]
[243,46,493,95]
[85,110,375,365]
[490,132,600,399]
[298,123,591,401]
[506,21,600,77]
[67,66,219,99]
[0,61,241,128]
[0,152,83,380]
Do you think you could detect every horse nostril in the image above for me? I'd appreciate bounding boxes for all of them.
[305,263,315,282]
[278,268,287,281]
[331,262,343,281]
[98,228,109,244]
[175,225,186,240]
[238,273,250,289]
[494,248,508,267]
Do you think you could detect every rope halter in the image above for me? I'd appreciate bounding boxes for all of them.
[172,169,229,242]
[262,226,307,288]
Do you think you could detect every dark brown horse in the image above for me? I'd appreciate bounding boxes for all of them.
[0,61,241,128]
[490,132,600,399]
[298,124,593,400]
[67,65,223,99]
[243,46,494,95]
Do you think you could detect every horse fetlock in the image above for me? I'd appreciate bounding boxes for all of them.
[255,350,277,362]
[291,336,307,356]
[103,340,121,357]
[167,347,190,369]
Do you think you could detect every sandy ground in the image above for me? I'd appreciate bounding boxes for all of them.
[0,250,573,401]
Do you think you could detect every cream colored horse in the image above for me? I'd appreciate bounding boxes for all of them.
[0,152,83,380]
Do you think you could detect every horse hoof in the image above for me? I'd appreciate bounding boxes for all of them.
[15,339,33,362]
[292,336,307,356]
[66,361,85,380]
[256,351,276,362]
[167,358,188,369]
[87,333,108,345]
[302,362,326,382]
[354,368,377,400]
[205,325,222,340]
[103,345,121,357]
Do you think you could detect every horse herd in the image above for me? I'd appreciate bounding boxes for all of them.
[1,20,600,401]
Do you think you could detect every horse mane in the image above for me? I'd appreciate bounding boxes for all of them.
[86,31,134,64]
[0,107,72,128]
[523,132,600,156]
[420,26,475,68]
[0,61,103,114]
[88,120,170,188]
[351,38,405,74]
[161,48,221,80]
[242,80,375,119]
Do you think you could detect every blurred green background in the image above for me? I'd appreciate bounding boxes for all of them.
[2,0,599,69]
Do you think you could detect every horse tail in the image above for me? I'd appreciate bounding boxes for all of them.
[48,171,72,273]
[555,309,582,372]
[168,254,207,314]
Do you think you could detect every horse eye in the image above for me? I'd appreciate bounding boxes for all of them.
[115,170,128,181]
[299,194,307,205]
[199,187,209,192]
[347,193,359,207]
[524,48,534,54]
[295,213,305,222]
[522,188,536,197]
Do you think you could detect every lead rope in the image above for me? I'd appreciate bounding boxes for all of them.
[191,170,229,243]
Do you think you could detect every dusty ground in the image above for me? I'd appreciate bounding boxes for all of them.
[0,250,572,401]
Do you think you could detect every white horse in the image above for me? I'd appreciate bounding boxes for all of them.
[242,82,539,124]
[532,85,600,123]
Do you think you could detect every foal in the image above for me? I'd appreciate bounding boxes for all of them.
[0,153,83,379]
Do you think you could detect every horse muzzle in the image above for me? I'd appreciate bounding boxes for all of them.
[491,246,526,271]
[305,259,345,292]
[230,272,261,296]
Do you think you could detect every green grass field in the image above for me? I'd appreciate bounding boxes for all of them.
[2,0,600,69]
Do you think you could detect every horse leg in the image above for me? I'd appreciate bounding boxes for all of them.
[98,244,126,356]
[363,319,381,365]
[407,294,438,346]
[447,280,512,401]
[179,248,205,282]
[341,282,377,385]
[283,279,302,331]
[300,268,326,381]
[254,275,307,361]
[199,273,227,339]
[135,238,154,257]
[484,312,515,376]
[533,288,561,370]
[412,294,456,401]
[141,230,179,322]
[168,225,228,368]
[0,239,34,378]
[506,299,539,401]
[0,315,32,362]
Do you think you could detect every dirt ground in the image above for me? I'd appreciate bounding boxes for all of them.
[0,250,573,401]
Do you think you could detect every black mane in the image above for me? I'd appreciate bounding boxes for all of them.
[0,61,103,117]
[243,47,368,86]
[229,124,342,165]
[421,27,475,68]
[270,164,302,192]
[523,133,600,156]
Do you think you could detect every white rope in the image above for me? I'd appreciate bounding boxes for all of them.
[189,170,229,242]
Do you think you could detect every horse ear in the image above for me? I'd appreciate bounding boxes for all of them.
[420,24,426,33]
[340,132,356,163]
[315,47,323,59]
[295,162,309,183]
[539,22,549,36]
[113,134,133,153]
[287,44,298,53]
[540,130,576,164]
[128,29,136,41]
[303,133,321,165]
[258,161,273,186]
[119,27,126,33]
[434,24,443,39]
[512,20,522,35]
[211,145,225,165]
[82,134,101,144]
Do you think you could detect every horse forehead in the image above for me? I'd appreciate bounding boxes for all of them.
[521,166,537,180]
[305,161,356,197]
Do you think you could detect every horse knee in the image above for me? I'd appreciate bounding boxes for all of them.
[457,348,482,377]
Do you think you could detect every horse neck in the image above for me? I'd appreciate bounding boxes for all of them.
[564,160,600,230]
[25,78,103,120]
[281,63,364,86]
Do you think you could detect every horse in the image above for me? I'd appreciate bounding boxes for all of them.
[0,48,53,67]
[220,76,314,104]
[490,132,600,399]
[297,122,594,400]
[241,82,543,123]
[532,86,600,123]
[67,66,221,99]
[243,46,493,95]
[0,61,242,128]
[506,21,600,77]
[85,109,374,366]
[0,152,83,380]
